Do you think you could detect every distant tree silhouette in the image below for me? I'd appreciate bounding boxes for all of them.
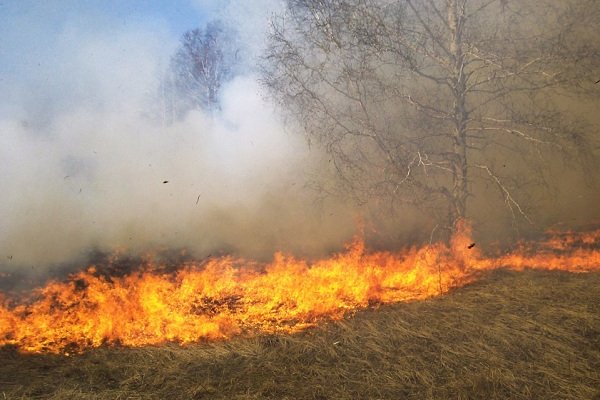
[161,21,239,122]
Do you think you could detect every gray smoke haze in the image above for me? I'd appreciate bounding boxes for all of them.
[1,1,599,273]
[0,1,357,270]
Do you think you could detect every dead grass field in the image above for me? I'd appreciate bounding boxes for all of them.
[1,269,599,399]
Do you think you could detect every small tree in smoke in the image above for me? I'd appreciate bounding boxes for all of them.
[262,0,599,234]
[161,20,240,122]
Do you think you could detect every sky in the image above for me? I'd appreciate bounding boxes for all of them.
[0,0,356,270]
[0,0,283,101]
[1,1,204,78]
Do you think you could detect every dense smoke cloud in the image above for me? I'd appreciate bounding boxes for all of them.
[0,1,354,270]
[1,1,599,273]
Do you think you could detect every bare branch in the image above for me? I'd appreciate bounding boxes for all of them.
[474,164,533,224]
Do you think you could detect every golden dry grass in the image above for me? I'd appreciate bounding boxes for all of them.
[1,269,599,399]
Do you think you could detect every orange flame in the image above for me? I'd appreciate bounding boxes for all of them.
[1,222,599,353]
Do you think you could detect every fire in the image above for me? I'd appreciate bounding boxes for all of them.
[1,222,599,353]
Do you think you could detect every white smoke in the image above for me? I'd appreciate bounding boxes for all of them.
[0,1,355,269]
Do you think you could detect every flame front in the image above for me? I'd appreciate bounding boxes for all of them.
[1,223,599,353]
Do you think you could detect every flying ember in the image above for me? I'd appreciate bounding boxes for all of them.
[0,222,599,354]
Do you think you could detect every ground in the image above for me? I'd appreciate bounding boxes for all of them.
[1,269,599,399]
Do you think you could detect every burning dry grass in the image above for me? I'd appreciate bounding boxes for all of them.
[1,269,599,399]
[2,223,599,355]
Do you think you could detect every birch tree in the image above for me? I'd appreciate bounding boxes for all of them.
[165,20,240,120]
[263,0,599,232]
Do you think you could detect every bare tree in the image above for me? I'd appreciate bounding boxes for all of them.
[262,0,599,233]
[164,20,240,121]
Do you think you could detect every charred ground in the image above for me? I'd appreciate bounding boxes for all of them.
[1,269,599,400]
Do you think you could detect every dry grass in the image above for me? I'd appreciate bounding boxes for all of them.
[1,269,599,399]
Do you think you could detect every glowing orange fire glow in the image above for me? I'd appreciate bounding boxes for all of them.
[1,222,599,353]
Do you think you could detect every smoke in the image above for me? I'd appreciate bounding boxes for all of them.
[0,1,355,270]
[1,1,598,273]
